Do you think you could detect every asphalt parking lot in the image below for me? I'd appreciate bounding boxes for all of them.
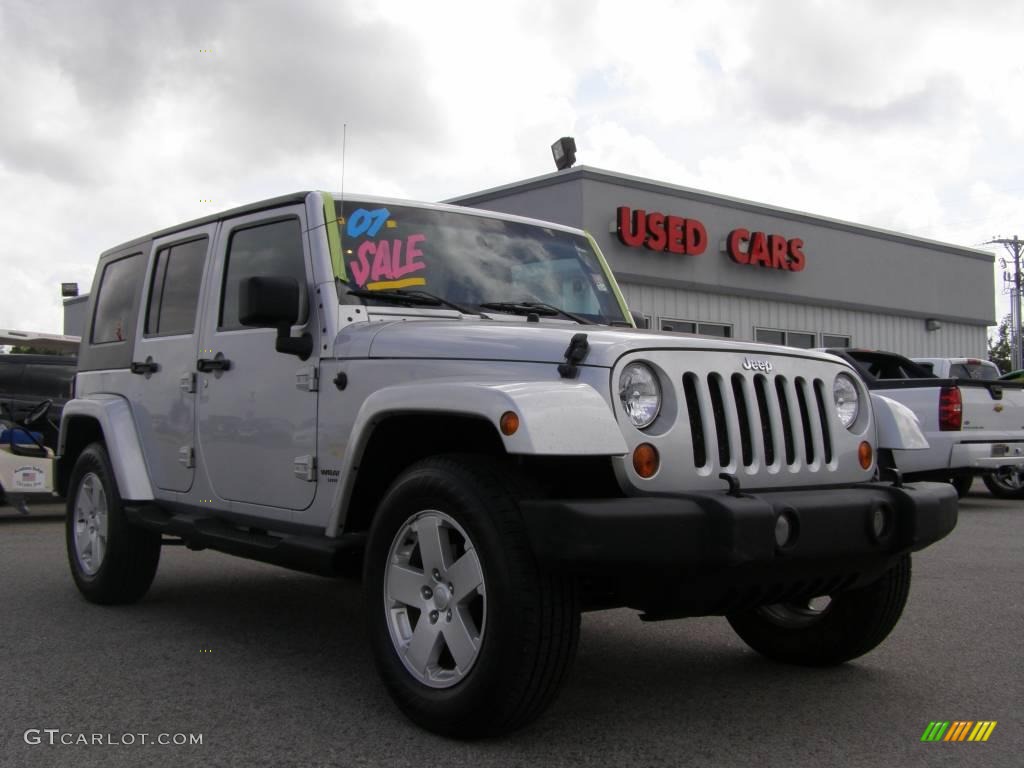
[0,483,1020,768]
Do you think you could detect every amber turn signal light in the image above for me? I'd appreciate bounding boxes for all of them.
[858,441,873,470]
[633,443,659,478]
[499,411,520,436]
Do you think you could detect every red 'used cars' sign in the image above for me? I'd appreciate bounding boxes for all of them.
[727,229,805,272]
[616,207,707,255]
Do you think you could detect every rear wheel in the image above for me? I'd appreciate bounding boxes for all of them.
[66,443,161,604]
[364,455,579,738]
[982,466,1024,499]
[727,555,911,666]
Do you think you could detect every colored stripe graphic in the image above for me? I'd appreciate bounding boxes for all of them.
[969,722,997,742]
[945,721,971,741]
[921,721,996,742]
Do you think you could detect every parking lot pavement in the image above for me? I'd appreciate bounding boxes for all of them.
[1,486,1020,768]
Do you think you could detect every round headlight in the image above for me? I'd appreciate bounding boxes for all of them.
[619,362,661,428]
[833,373,860,429]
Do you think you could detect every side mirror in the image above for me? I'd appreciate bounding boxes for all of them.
[239,276,312,360]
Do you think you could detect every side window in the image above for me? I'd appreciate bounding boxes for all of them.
[146,238,208,336]
[220,218,307,331]
[91,253,145,344]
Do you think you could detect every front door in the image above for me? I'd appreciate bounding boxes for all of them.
[196,207,319,512]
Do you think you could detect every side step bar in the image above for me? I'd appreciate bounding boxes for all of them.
[124,504,365,578]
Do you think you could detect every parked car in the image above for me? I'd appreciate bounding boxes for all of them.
[825,348,1024,498]
[999,369,1024,383]
[0,352,76,451]
[59,191,956,737]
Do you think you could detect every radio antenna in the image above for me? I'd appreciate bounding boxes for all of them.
[340,123,347,205]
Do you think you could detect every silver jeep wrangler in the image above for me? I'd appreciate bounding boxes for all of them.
[59,191,957,738]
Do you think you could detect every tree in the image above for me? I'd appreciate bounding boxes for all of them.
[988,313,1019,373]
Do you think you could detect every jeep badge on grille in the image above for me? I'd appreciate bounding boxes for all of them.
[742,358,773,373]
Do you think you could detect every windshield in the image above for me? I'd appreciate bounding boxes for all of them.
[335,200,627,325]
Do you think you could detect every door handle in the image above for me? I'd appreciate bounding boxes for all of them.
[197,356,232,373]
[130,358,160,375]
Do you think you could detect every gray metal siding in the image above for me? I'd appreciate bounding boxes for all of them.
[620,282,987,358]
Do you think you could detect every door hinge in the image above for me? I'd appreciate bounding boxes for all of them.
[178,446,195,468]
[296,366,319,392]
[180,372,197,393]
[293,455,317,481]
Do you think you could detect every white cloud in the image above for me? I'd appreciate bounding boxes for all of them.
[1,0,1022,334]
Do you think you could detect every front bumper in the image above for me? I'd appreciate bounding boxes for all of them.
[950,441,1024,470]
[519,481,957,617]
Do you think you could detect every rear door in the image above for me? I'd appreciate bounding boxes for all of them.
[132,226,215,492]
[195,206,319,514]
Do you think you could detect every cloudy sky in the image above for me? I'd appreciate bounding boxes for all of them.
[1,0,1022,335]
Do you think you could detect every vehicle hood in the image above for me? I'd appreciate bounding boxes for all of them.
[338,318,850,369]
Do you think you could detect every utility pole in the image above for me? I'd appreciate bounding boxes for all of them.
[986,236,1023,371]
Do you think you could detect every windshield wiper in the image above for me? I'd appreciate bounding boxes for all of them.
[479,301,592,325]
[348,288,477,315]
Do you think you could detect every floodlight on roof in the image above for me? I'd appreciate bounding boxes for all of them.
[551,137,577,171]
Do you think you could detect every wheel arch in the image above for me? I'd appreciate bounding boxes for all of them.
[340,412,506,536]
[58,396,154,500]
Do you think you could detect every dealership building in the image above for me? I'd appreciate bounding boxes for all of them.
[449,166,994,357]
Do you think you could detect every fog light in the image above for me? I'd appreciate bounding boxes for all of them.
[858,441,873,470]
[499,411,519,436]
[632,443,659,478]
[774,513,792,548]
[869,504,891,540]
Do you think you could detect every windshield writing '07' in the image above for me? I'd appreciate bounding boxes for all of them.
[337,201,625,325]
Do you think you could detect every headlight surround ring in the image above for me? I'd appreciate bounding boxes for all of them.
[833,372,860,430]
[619,362,662,429]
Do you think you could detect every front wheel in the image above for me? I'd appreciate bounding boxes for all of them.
[66,443,161,604]
[364,455,579,739]
[982,466,1024,499]
[726,555,911,666]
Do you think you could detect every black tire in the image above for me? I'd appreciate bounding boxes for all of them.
[951,474,974,499]
[982,467,1024,499]
[726,554,912,666]
[364,454,579,739]
[66,443,161,604]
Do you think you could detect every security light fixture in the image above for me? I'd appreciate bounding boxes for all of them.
[551,136,577,171]
[925,318,942,331]
[61,282,79,297]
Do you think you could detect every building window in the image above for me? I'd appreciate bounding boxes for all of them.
[756,327,817,348]
[696,322,732,338]
[659,318,696,333]
[788,331,816,349]
[660,318,732,337]
[821,334,851,348]
[755,328,785,345]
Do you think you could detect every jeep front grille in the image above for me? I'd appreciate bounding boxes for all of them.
[682,372,834,471]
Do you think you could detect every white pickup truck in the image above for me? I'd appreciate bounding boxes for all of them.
[912,357,1001,381]
[826,349,1024,498]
